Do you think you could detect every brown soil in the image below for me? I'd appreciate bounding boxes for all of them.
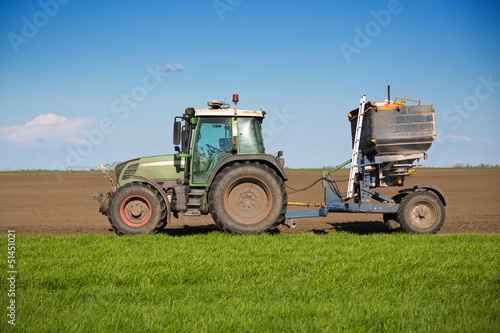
[1,169,499,236]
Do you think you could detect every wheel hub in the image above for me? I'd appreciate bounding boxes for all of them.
[120,195,152,227]
[411,202,436,227]
[129,203,145,218]
[240,191,257,209]
[417,208,427,219]
[225,178,272,224]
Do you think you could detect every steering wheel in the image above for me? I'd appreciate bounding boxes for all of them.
[206,144,223,155]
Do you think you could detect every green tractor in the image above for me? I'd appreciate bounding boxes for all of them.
[92,95,288,235]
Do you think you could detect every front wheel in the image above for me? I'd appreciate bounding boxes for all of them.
[209,162,287,234]
[397,191,445,234]
[108,183,168,235]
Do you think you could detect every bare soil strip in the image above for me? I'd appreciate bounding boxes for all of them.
[1,170,498,235]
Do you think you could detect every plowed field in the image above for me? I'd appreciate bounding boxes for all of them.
[1,169,499,235]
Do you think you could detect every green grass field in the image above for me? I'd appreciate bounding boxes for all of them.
[1,233,498,332]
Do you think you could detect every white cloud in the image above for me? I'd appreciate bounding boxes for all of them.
[25,113,67,127]
[0,113,98,146]
[157,63,184,72]
[445,134,473,143]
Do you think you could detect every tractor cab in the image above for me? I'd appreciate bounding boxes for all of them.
[92,94,288,236]
[173,95,267,185]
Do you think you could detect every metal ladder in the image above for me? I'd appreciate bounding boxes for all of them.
[346,95,366,199]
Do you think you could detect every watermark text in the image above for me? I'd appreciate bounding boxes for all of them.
[7,0,71,54]
[6,230,17,326]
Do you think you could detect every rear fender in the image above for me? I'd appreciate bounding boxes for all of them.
[399,185,448,206]
[206,154,288,188]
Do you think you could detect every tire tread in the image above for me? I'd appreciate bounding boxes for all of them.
[108,183,167,236]
[397,190,445,234]
[209,162,287,234]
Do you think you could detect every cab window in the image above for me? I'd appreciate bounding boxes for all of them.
[238,118,265,153]
[192,118,231,184]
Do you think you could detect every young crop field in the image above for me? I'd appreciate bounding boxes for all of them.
[1,233,498,332]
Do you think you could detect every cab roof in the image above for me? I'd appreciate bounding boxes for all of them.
[194,108,265,118]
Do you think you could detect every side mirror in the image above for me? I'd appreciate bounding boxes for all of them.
[173,121,181,146]
[275,151,284,167]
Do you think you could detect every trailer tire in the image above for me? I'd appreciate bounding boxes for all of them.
[108,183,167,235]
[397,190,445,234]
[209,162,287,234]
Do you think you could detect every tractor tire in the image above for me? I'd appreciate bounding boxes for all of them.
[209,162,287,234]
[397,190,445,234]
[108,183,168,235]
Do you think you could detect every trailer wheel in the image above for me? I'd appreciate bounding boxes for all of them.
[108,183,167,235]
[209,162,287,234]
[397,191,445,234]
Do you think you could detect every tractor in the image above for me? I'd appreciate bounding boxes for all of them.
[91,95,288,235]
[92,91,447,236]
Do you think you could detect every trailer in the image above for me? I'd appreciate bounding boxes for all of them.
[285,93,447,233]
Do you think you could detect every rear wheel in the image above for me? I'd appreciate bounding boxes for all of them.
[397,191,445,234]
[209,162,287,234]
[108,183,168,235]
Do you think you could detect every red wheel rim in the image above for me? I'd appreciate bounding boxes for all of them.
[120,195,152,227]
[224,177,272,224]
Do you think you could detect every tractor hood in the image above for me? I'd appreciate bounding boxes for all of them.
[115,154,189,186]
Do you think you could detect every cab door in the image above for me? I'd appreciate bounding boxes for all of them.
[191,117,232,184]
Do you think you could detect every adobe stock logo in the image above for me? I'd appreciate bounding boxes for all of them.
[261,107,295,144]
[7,0,70,54]
[213,0,243,21]
[442,75,500,130]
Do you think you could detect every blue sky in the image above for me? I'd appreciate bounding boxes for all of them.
[1,0,499,170]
